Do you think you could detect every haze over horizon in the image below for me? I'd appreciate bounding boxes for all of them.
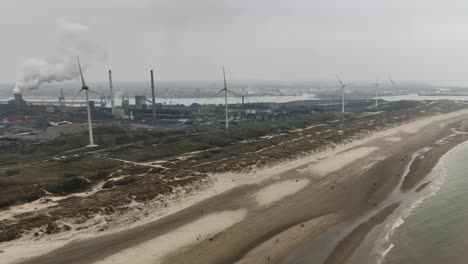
[2,0,468,86]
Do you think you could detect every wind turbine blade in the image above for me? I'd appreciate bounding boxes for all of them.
[88,89,106,97]
[77,56,87,88]
[215,88,225,96]
[71,89,84,103]
[203,88,225,104]
[336,75,344,87]
[226,89,242,97]
[223,67,227,90]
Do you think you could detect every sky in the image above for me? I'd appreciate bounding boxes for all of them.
[2,0,468,85]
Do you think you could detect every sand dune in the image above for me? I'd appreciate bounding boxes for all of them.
[8,108,468,264]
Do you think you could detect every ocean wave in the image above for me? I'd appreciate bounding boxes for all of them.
[377,243,394,264]
[373,150,449,264]
[384,217,404,241]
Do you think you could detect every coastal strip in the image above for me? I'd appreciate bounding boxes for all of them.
[9,109,468,264]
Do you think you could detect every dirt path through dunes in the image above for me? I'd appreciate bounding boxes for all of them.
[14,110,468,264]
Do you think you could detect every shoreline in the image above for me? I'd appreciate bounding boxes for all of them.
[285,117,468,264]
[347,134,468,264]
[324,203,401,264]
[4,109,468,264]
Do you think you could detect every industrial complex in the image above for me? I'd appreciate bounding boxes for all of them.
[0,68,380,139]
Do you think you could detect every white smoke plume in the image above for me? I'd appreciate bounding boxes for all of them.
[14,22,107,94]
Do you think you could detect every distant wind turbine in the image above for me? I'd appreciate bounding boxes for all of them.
[71,57,99,147]
[213,67,241,129]
[374,79,380,108]
[336,75,352,113]
[389,78,396,101]
[108,69,115,115]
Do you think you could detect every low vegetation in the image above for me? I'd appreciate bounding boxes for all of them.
[0,100,467,242]
[0,157,121,209]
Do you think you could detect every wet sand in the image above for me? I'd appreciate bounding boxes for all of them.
[400,133,468,191]
[415,181,432,192]
[286,119,468,264]
[324,203,400,264]
[236,214,340,264]
[13,110,468,264]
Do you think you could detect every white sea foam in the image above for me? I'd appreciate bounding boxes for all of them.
[4,109,468,264]
[373,144,454,264]
[377,243,394,264]
[384,217,404,241]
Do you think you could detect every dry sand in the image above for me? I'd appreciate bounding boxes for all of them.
[8,108,468,264]
[297,146,379,176]
[385,137,402,142]
[254,179,310,206]
[95,209,248,264]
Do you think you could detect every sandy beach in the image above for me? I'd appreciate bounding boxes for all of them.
[6,108,468,264]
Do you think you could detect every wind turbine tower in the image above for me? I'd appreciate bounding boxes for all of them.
[73,57,97,147]
[336,75,352,113]
[374,79,380,108]
[212,67,241,129]
[390,79,396,101]
[108,70,115,115]
[150,70,157,124]
[58,88,66,108]
[223,68,228,128]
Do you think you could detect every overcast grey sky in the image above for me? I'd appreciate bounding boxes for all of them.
[2,0,468,84]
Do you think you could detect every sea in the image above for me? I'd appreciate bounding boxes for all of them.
[285,136,468,264]
[370,140,468,264]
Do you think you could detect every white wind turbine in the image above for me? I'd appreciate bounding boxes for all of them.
[389,78,396,101]
[374,79,380,108]
[336,75,352,113]
[72,57,98,147]
[213,67,241,129]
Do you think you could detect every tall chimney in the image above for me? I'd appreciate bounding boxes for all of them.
[14,93,23,101]
[108,70,115,115]
[59,88,66,108]
[150,70,156,124]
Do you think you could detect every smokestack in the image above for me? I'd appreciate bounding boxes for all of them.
[13,85,21,95]
[59,88,66,108]
[14,93,23,102]
[12,85,24,102]
[150,70,156,124]
[108,70,115,115]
